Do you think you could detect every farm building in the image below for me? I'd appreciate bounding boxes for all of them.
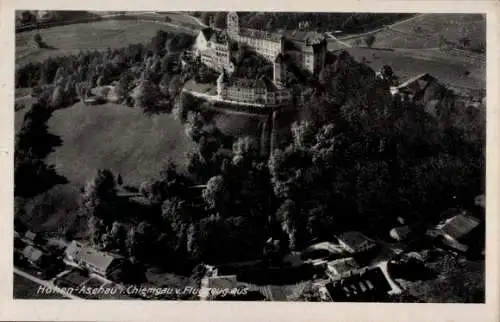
[326,257,360,280]
[22,245,45,267]
[430,213,484,254]
[390,73,446,104]
[64,241,126,277]
[335,231,378,254]
[324,266,392,302]
[301,241,345,261]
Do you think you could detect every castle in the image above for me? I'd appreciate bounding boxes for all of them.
[194,12,328,75]
[193,12,327,107]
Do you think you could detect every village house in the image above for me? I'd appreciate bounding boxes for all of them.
[22,245,46,268]
[429,213,483,254]
[335,231,378,255]
[326,257,361,280]
[324,266,392,302]
[216,70,292,106]
[64,241,126,278]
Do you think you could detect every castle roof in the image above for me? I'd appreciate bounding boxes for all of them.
[283,30,324,43]
[209,29,229,44]
[200,27,216,41]
[239,28,283,42]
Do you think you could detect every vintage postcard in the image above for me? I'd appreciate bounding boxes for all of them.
[0,0,498,321]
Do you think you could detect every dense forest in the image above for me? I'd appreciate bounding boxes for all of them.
[193,12,414,33]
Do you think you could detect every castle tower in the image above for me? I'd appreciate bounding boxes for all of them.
[209,15,216,29]
[217,70,228,99]
[273,54,286,88]
[226,11,240,37]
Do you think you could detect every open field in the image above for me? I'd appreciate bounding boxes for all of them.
[46,102,195,187]
[16,20,175,66]
[344,14,485,51]
[16,102,195,235]
[345,47,485,97]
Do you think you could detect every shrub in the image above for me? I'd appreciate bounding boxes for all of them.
[364,34,376,48]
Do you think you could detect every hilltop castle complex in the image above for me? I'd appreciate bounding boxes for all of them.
[192,12,328,107]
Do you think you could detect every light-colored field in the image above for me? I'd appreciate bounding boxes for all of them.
[16,20,173,65]
[346,47,485,97]
[46,102,195,187]
[344,14,485,50]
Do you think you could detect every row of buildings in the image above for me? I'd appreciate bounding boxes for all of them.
[194,12,328,76]
[216,67,292,106]
[192,12,328,107]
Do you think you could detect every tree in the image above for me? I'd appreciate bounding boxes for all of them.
[184,112,205,142]
[115,74,132,102]
[133,76,159,112]
[364,34,376,48]
[87,215,105,247]
[291,121,316,149]
[53,67,65,85]
[232,136,259,159]
[81,169,117,222]
[50,85,65,108]
[202,175,230,215]
[76,81,90,103]
[276,199,300,249]
[33,33,43,45]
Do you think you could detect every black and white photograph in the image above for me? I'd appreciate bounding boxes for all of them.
[3,1,497,319]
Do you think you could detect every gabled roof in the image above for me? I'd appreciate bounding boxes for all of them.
[337,231,376,252]
[327,257,359,274]
[325,266,391,300]
[439,214,480,241]
[239,28,283,42]
[283,30,324,43]
[65,240,120,272]
[80,247,117,271]
[303,241,344,255]
[23,245,44,263]
[210,29,228,44]
[396,73,436,90]
[200,27,216,41]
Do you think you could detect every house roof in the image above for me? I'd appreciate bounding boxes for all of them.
[439,214,480,241]
[23,245,44,263]
[80,248,117,271]
[337,231,376,252]
[239,28,283,42]
[200,28,216,41]
[327,257,359,274]
[65,240,120,272]
[283,30,325,44]
[25,231,37,241]
[396,73,436,90]
[210,29,229,44]
[304,241,344,255]
[325,266,391,300]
